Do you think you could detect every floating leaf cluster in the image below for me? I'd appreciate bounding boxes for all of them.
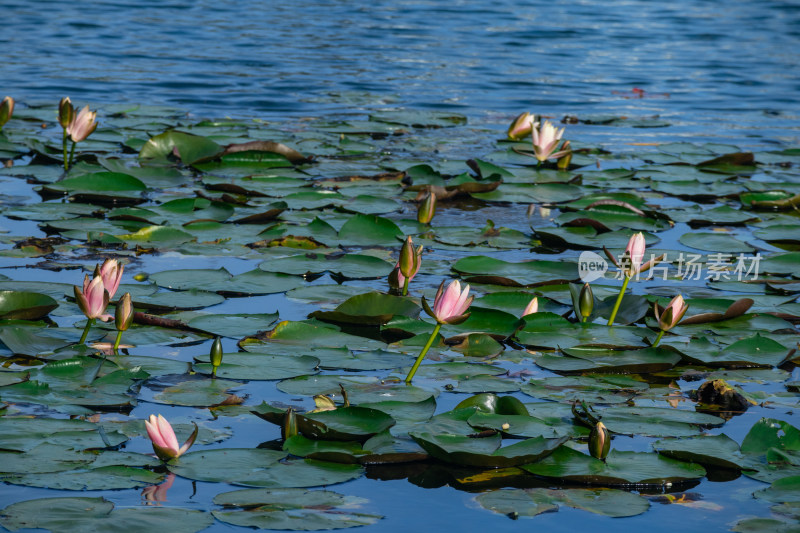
[0,101,798,531]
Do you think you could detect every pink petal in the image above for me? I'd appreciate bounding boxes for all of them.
[156,414,181,453]
[145,415,169,449]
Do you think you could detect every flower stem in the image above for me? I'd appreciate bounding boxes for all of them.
[652,329,665,347]
[79,318,95,344]
[405,323,441,384]
[113,330,123,353]
[67,140,77,170]
[62,129,69,171]
[402,277,409,297]
[606,276,630,326]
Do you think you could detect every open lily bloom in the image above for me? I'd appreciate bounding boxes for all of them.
[67,105,98,142]
[145,414,198,461]
[422,279,473,325]
[532,120,570,162]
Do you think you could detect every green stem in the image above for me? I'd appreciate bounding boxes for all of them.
[113,330,123,353]
[652,329,665,347]
[212,365,218,378]
[62,129,68,171]
[405,323,441,384]
[79,318,95,344]
[402,277,409,297]
[606,276,630,326]
[581,315,587,323]
[67,140,77,170]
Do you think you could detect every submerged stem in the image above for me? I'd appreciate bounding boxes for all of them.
[606,276,630,326]
[79,318,95,344]
[652,329,665,347]
[405,323,441,384]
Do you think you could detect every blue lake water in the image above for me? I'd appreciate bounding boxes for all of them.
[4,0,800,147]
[2,1,800,532]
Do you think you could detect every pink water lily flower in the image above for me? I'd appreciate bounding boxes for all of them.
[74,275,113,322]
[67,105,98,142]
[522,296,538,316]
[532,120,570,162]
[96,258,123,299]
[145,414,198,461]
[507,111,537,140]
[622,232,646,277]
[655,294,689,332]
[422,279,473,325]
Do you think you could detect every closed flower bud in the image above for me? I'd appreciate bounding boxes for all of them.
[589,421,611,461]
[282,407,298,440]
[210,337,223,369]
[556,141,572,170]
[522,296,538,317]
[579,282,593,320]
[0,96,14,129]
[114,292,134,331]
[58,97,74,129]
[507,111,536,141]
[417,191,436,224]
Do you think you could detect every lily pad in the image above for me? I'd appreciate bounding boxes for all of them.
[0,291,58,320]
[212,488,382,530]
[521,447,706,486]
[475,487,650,518]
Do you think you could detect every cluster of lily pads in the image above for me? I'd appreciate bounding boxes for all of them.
[0,98,798,531]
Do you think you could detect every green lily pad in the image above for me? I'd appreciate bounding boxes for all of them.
[0,497,214,533]
[253,404,395,441]
[521,375,648,404]
[212,488,382,530]
[194,353,319,380]
[277,375,435,403]
[755,476,800,504]
[536,346,681,374]
[151,378,244,407]
[0,291,58,320]
[452,256,578,287]
[259,253,394,280]
[653,434,747,469]
[0,417,127,452]
[521,447,706,486]
[475,487,650,518]
[310,292,420,326]
[410,431,567,467]
[187,313,280,337]
[679,232,755,253]
[598,406,726,437]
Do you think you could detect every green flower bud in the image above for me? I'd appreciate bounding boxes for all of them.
[210,337,223,376]
[417,191,436,224]
[579,283,594,320]
[589,421,610,461]
[114,292,134,331]
[58,97,74,129]
[282,407,298,440]
[0,97,14,129]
